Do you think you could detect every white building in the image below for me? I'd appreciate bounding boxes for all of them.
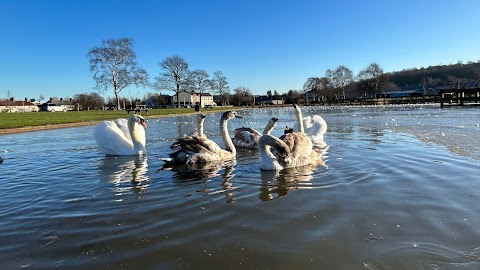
[172,91,216,108]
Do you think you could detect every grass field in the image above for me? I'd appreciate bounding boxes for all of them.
[0,107,236,130]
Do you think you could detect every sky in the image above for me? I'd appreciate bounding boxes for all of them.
[1,0,479,101]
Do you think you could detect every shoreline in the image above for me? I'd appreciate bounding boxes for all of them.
[0,110,230,135]
[0,121,102,135]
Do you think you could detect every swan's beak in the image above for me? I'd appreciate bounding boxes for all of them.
[140,120,147,128]
[235,115,243,118]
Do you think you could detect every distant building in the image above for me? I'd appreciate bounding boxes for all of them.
[146,94,172,108]
[254,95,284,105]
[172,91,216,108]
[0,100,38,112]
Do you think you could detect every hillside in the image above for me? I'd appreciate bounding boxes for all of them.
[387,62,480,90]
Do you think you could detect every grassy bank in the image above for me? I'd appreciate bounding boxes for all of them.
[0,107,235,130]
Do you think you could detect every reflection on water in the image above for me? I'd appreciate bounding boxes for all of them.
[259,164,324,201]
[97,155,150,192]
[161,159,238,203]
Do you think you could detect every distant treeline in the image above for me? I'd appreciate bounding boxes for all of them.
[388,62,480,90]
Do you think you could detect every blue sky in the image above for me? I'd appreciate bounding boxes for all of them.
[1,0,479,101]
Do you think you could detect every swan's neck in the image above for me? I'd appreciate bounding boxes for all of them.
[129,120,146,152]
[258,135,286,170]
[198,119,205,137]
[220,116,236,155]
[262,122,277,135]
[294,106,304,133]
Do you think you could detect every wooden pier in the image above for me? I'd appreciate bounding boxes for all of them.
[440,88,480,107]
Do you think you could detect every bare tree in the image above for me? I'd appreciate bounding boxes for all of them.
[73,92,105,110]
[304,77,331,102]
[330,65,353,99]
[154,55,190,108]
[357,63,387,97]
[188,69,209,108]
[87,38,148,110]
[209,71,230,106]
[232,87,253,105]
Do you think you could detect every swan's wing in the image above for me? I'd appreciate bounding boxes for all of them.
[281,132,313,157]
[171,136,223,155]
[95,121,134,155]
[168,136,224,164]
[115,118,131,140]
[233,127,261,147]
[305,115,327,136]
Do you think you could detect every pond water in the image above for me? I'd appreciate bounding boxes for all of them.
[1,105,479,269]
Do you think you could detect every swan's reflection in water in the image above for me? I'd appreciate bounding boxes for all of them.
[97,155,150,193]
[162,160,237,203]
[259,163,325,202]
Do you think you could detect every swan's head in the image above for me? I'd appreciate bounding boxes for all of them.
[270,117,279,123]
[284,126,294,134]
[197,114,206,123]
[222,111,243,121]
[130,114,147,128]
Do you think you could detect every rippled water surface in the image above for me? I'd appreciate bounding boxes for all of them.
[1,105,479,269]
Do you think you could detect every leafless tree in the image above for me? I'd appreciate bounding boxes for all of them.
[154,55,190,108]
[329,65,353,99]
[209,71,230,106]
[357,63,385,97]
[188,69,210,108]
[232,86,253,105]
[87,38,148,110]
[73,92,105,110]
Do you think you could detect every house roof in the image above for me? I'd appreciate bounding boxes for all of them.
[0,100,35,106]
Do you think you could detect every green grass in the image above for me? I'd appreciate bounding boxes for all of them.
[0,107,238,129]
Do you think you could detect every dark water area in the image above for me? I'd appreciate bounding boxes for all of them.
[0,105,479,269]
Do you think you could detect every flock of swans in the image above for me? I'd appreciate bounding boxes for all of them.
[94,104,328,171]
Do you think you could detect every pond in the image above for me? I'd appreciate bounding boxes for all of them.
[1,105,479,269]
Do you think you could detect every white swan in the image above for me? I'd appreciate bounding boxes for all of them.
[161,111,242,165]
[284,104,328,148]
[293,115,327,146]
[94,114,147,156]
[232,117,279,149]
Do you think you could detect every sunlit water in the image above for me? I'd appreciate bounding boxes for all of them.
[1,105,479,269]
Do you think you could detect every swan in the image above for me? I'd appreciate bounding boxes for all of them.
[292,104,328,147]
[258,133,323,170]
[257,104,323,170]
[232,117,279,149]
[94,114,147,156]
[161,111,242,165]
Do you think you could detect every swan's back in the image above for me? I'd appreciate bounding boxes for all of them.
[168,135,230,164]
[95,120,134,155]
[94,115,147,155]
[233,127,262,148]
[279,132,322,168]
